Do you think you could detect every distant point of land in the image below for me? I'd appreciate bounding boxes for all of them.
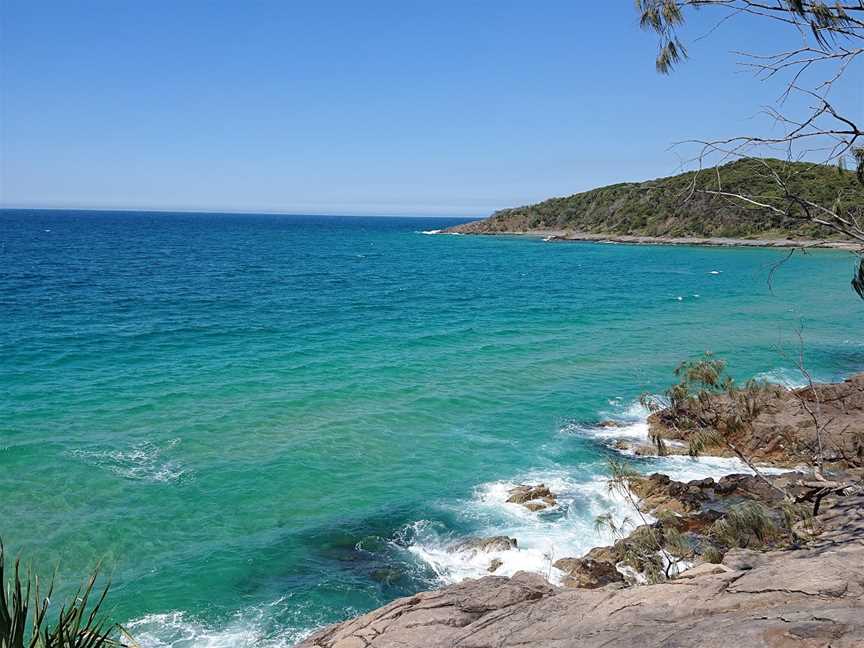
[446,158,864,248]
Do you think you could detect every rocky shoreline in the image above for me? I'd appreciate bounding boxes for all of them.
[298,496,863,647]
[439,227,860,251]
[296,375,864,647]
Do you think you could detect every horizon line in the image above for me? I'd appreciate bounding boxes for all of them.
[0,205,482,220]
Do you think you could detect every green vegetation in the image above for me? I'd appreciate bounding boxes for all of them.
[0,542,126,648]
[641,354,776,460]
[597,460,694,583]
[457,158,864,239]
[711,502,780,550]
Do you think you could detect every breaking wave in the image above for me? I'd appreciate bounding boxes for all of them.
[124,598,319,648]
[404,396,790,586]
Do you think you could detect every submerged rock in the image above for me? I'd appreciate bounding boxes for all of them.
[370,568,403,585]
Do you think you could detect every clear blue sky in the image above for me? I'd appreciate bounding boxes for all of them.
[1,1,860,216]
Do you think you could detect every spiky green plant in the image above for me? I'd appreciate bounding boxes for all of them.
[0,541,125,648]
[711,502,780,550]
[701,545,724,565]
[598,460,695,583]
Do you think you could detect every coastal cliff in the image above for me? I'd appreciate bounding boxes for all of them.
[445,158,864,246]
[296,374,864,647]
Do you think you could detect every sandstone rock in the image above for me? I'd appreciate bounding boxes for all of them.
[647,373,864,467]
[715,474,783,501]
[630,473,710,516]
[582,545,618,563]
[506,484,557,511]
[721,547,769,571]
[633,444,657,456]
[506,484,552,504]
[676,562,732,579]
[553,556,624,589]
[663,508,724,533]
[488,558,503,572]
[523,501,548,512]
[448,536,517,554]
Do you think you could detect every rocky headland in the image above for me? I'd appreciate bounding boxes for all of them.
[440,158,864,251]
[296,374,864,648]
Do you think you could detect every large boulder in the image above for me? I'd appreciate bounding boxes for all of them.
[629,473,712,515]
[553,556,624,589]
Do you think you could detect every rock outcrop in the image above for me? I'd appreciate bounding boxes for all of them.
[447,536,518,554]
[506,484,558,511]
[552,554,624,589]
[296,496,864,648]
[647,373,864,466]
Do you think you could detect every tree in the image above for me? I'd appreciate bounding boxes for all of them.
[635,1,864,297]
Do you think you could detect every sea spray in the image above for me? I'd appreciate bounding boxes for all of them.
[403,397,790,586]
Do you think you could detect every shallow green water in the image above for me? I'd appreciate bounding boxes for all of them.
[1,210,861,645]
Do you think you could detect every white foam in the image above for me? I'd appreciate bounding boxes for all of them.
[565,419,649,442]
[570,399,653,441]
[124,599,314,648]
[419,229,442,235]
[644,453,789,482]
[408,395,794,587]
[406,470,639,586]
[753,367,809,389]
[69,438,187,483]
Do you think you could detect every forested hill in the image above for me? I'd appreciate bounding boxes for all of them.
[448,159,864,239]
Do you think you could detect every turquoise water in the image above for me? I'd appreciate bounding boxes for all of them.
[2,209,862,646]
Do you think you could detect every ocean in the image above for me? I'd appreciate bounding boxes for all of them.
[1,209,861,646]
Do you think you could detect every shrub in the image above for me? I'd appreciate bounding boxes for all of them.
[711,502,780,549]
